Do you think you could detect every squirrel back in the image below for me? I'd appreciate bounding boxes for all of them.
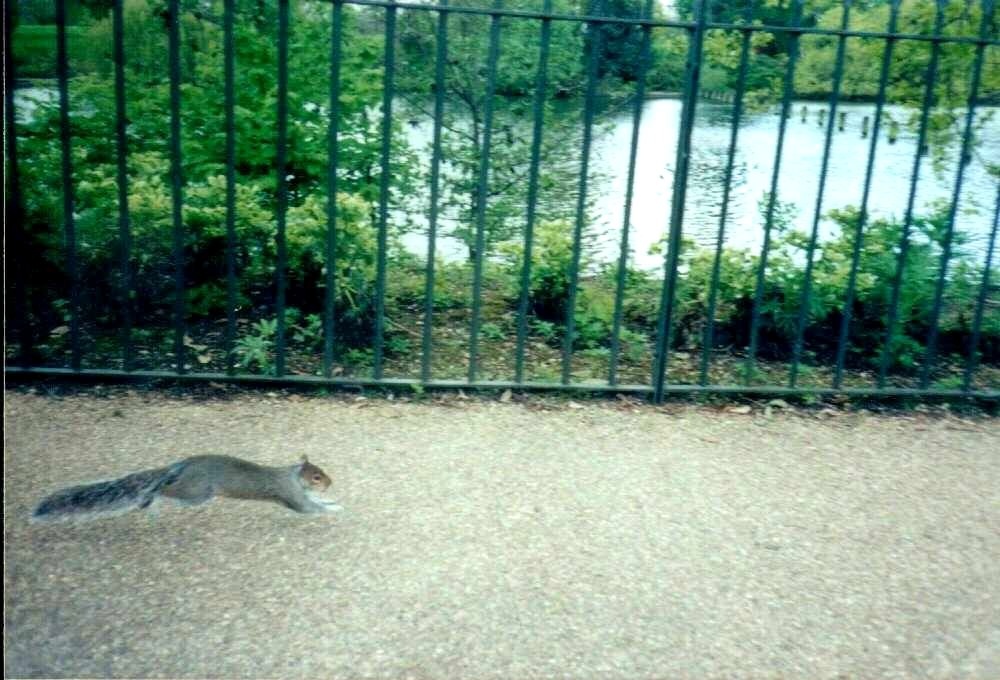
[32,455,337,522]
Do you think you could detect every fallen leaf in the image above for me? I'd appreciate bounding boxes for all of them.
[499,389,512,403]
[727,405,752,415]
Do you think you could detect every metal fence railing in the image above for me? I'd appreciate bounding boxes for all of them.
[5,0,1000,401]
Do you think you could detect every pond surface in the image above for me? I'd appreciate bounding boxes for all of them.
[403,97,999,270]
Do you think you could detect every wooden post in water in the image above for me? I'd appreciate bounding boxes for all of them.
[888,118,900,144]
[817,108,826,127]
[838,111,846,131]
[861,115,870,138]
[801,105,808,122]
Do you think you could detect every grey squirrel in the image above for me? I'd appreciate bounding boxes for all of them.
[32,455,342,521]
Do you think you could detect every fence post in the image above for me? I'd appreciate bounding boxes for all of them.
[789,0,852,388]
[113,0,134,372]
[700,0,755,387]
[514,0,553,385]
[744,0,804,385]
[167,0,186,374]
[609,0,656,387]
[467,0,504,383]
[325,0,345,378]
[651,0,708,403]
[274,0,290,377]
[56,0,81,371]
[420,0,449,383]
[561,0,604,385]
[373,2,398,380]
[4,0,31,367]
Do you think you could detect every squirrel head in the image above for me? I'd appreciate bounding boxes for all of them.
[298,455,332,492]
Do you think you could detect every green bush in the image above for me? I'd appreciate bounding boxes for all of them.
[500,220,585,323]
[13,0,417,359]
[12,24,106,78]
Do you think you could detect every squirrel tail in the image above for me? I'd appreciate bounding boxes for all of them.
[32,462,187,522]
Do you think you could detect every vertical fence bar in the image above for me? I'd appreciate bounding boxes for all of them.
[608,0,654,387]
[832,0,901,389]
[561,0,603,385]
[4,0,31,366]
[325,0,344,378]
[373,2,397,380]
[919,0,993,389]
[698,0,753,386]
[274,0,290,377]
[467,0,503,383]
[167,0,186,374]
[421,0,449,383]
[963,183,1000,391]
[788,0,852,388]
[224,0,238,375]
[514,0,553,384]
[877,0,946,388]
[56,0,81,371]
[744,0,803,384]
[651,0,708,402]
[112,0,133,371]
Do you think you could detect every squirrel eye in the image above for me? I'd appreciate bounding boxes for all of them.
[313,475,321,481]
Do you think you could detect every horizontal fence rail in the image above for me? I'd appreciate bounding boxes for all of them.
[5,0,1000,401]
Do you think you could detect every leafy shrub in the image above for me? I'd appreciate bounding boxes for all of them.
[234,318,276,374]
[480,322,506,341]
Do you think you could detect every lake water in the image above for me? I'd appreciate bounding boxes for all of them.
[403,98,999,270]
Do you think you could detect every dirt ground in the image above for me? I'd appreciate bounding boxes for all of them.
[4,387,999,679]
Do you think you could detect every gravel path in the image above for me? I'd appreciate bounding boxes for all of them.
[4,389,1000,679]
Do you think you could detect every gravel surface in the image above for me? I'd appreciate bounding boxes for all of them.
[4,389,1000,679]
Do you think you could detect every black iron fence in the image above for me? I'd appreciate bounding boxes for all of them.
[5,0,1000,400]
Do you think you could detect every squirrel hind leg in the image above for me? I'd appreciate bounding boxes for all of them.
[160,475,215,506]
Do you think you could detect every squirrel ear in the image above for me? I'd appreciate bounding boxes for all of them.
[300,455,309,464]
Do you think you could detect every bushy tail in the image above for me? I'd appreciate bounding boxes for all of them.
[32,462,186,521]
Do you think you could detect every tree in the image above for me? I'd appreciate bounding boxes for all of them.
[397,0,599,261]
[795,0,999,170]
